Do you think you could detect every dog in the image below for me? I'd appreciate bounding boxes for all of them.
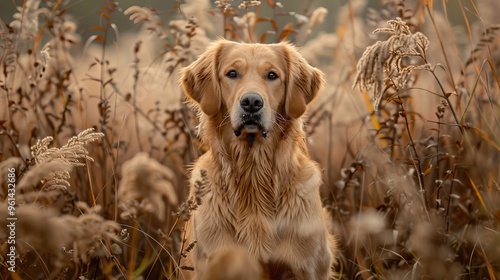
[180,39,336,279]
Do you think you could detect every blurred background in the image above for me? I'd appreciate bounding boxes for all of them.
[1,0,480,44]
[1,0,499,279]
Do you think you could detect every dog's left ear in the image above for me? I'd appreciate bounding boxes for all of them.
[283,43,324,119]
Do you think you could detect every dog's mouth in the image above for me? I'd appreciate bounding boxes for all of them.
[233,115,269,144]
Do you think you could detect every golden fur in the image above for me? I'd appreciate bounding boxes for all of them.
[180,39,336,279]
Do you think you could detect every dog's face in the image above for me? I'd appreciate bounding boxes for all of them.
[221,44,285,139]
[181,40,324,144]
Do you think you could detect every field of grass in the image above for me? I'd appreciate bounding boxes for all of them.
[1,0,499,279]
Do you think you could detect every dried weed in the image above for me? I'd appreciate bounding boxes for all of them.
[0,0,499,279]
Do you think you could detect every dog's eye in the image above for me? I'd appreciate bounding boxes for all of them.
[267,71,278,80]
[226,70,238,79]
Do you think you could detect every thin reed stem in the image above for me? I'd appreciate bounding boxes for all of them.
[396,97,430,214]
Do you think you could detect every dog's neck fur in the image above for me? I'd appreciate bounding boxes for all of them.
[204,117,308,198]
[199,114,314,257]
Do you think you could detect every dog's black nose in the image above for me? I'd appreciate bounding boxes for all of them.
[240,93,263,113]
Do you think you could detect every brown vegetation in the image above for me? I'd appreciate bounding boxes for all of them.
[0,0,499,279]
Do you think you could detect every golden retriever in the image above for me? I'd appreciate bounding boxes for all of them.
[180,39,336,279]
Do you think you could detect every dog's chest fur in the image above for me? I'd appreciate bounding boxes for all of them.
[193,128,319,261]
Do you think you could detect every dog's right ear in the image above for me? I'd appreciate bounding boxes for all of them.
[181,41,224,116]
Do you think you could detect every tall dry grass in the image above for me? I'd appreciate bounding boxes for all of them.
[0,0,499,279]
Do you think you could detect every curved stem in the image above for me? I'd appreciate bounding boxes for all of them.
[429,70,464,134]
[397,97,430,215]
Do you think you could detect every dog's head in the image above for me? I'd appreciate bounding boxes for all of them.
[181,40,324,145]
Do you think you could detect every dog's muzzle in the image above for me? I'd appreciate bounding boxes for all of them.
[233,92,269,140]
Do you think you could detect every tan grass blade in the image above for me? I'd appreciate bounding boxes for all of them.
[468,176,488,214]
[477,245,499,280]
[362,91,381,131]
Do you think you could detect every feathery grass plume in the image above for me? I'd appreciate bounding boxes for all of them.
[9,0,48,39]
[27,128,103,190]
[124,6,157,24]
[0,203,76,272]
[353,17,430,110]
[124,6,166,39]
[31,128,104,165]
[463,24,500,70]
[0,204,119,274]
[308,7,328,34]
[16,158,72,191]
[49,17,80,48]
[118,152,178,221]
[71,202,121,263]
